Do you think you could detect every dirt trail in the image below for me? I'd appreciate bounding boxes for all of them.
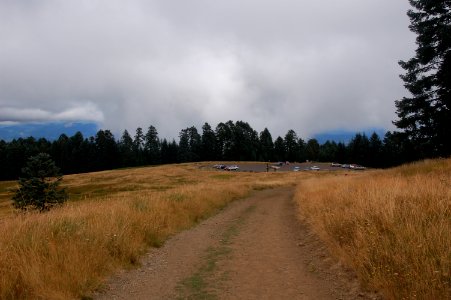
[95,187,377,300]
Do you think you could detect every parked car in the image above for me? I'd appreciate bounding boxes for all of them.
[213,164,226,169]
[341,164,350,169]
[225,165,239,171]
[293,166,301,172]
[331,162,342,167]
[353,165,366,170]
[310,166,320,171]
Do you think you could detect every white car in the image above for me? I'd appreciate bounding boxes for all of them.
[310,166,320,171]
[225,165,239,171]
[293,166,301,172]
[353,165,366,170]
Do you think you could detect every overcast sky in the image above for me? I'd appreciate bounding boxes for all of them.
[0,0,415,139]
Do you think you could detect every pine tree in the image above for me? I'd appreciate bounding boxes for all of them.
[259,128,274,162]
[13,153,68,211]
[133,127,145,165]
[94,130,118,170]
[201,123,217,161]
[394,1,451,157]
[274,136,286,162]
[119,130,135,166]
[284,129,299,162]
[144,125,161,164]
[368,132,383,167]
[305,139,320,161]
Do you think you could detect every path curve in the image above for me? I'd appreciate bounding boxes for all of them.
[94,187,378,299]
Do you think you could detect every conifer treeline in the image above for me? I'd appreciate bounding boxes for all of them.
[0,120,414,180]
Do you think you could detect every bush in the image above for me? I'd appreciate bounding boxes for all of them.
[13,153,68,211]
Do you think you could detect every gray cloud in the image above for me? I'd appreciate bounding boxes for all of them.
[0,0,415,139]
[0,103,104,123]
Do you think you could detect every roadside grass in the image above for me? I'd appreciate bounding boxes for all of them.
[0,181,16,218]
[0,163,298,299]
[294,158,451,299]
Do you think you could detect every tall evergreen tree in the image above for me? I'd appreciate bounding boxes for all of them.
[348,133,370,165]
[368,132,383,167]
[215,122,233,160]
[119,130,135,167]
[201,123,217,161]
[133,127,145,165]
[67,131,87,173]
[284,129,299,162]
[305,139,320,161]
[259,128,274,162]
[335,142,348,163]
[394,1,451,157]
[177,127,201,162]
[144,125,161,164]
[160,138,179,164]
[319,141,338,162]
[178,129,190,162]
[94,130,118,170]
[274,136,286,162]
[230,121,259,161]
[52,134,70,173]
[187,126,202,161]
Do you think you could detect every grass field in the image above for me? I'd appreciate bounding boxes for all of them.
[295,158,450,299]
[0,163,300,299]
[0,160,449,299]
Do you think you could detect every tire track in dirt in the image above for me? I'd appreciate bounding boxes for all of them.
[94,187,377,300]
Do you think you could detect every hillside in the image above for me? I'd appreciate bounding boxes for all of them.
[0,159,449,299]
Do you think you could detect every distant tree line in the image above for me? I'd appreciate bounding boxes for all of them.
[0,120,418,180]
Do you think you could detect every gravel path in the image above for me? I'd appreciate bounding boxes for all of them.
[94,187,377,300]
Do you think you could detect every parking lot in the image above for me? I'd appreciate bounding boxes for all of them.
[209,162,357,172]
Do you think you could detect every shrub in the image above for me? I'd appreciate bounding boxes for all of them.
[13,153,68,211]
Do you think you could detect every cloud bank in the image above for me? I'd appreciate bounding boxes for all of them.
[0,0,415,139]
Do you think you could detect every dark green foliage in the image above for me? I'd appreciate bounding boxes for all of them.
[119,130,136,167]
[1,120,428,180]
[161,139,179,164]
[305,139,320,161]
[274,136,285,162]
[133,127,145,165]
[394,1,451,157]
[13,153,68,211]
[368,132,383,167]
[95,130,119,170]
[178,126,202,162]
[144,125,161,164]
[348,133,370,166]
[319,141,338,162]
[229,121,259,161]
[284,129,301,162]
[215,122,233,160]
[259,128,274,161]
[201,123,218,161]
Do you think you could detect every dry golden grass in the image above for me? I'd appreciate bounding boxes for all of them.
[0,163,299,299]
[0,181,16,218]
[295,159,451,299]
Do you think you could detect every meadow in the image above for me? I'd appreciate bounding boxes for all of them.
[0,159,449,299]
[295,159,450,299]
[0,163,299,299]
